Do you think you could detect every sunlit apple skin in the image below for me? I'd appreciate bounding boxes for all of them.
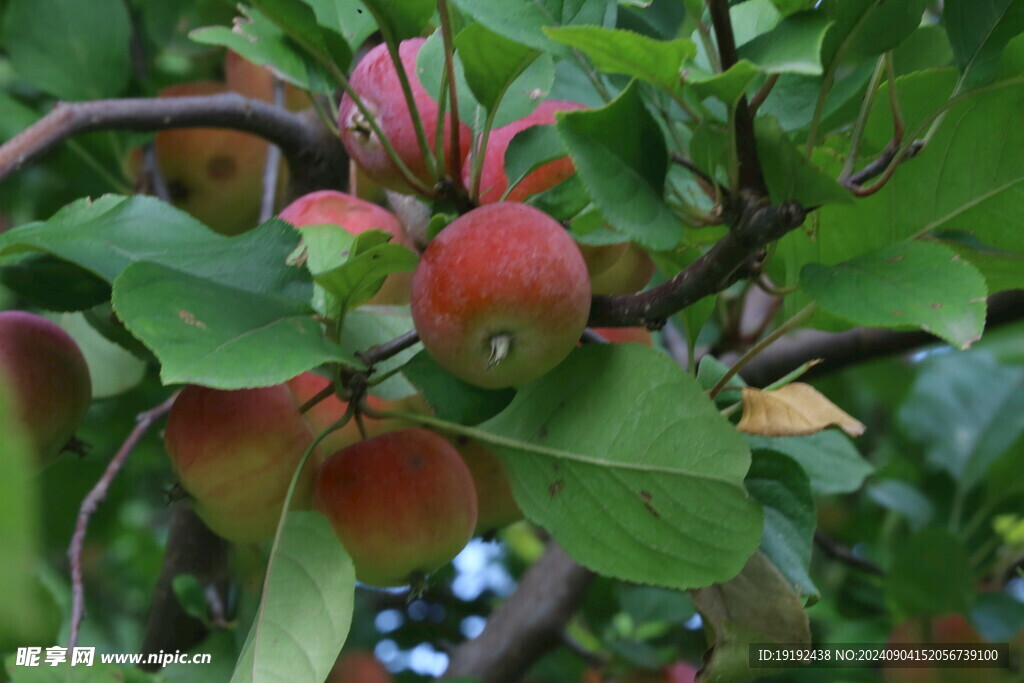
[590,243,656,295]
[411,203,591,389]
[590,327,653,346]
[164,384,320,543]
[224,50,308,111]
[451,436,522,534]
[314,428,477,586]
[286,372,431,458]
[278,190,414,304]
[466,99,586,204]
[327,649,392,683]
[339,38,471,195]
[146,82,274,236]
[0,311,91,463]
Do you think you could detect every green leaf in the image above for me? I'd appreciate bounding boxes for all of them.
[731,0,783,46]
[745,451,818,599]
[402,351,515,425]
[112,262,355,389]
[359,0,435,41]
[746,431,873,496]
[456,23,541,113]
[339,309,419,401]
[2,0,131,100]
[690,552,810,682]
[897,351,1024,491]
[503,125,567,195]
[544,26,695,95]
[886,527,974,618]
[802,241,988,349]
[191,7,336,95]
[738,11,832,75]
[481,344,762,589]
[867,480,935,531]
[946,0,1024,88]
[686,60,761,105]
[231,512,355,683]
[303,229,418,311]
[301,0,377,53]
[250,0,353,71]
[449,0,615,55]
[0,254,111,312]
[755,117,853,207]
[0,196,313,307]
[943,241,1024,294]
[825,0,929,61]
[557,81,681,250]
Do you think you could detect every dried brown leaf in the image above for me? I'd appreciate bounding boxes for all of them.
[737,383,865,438]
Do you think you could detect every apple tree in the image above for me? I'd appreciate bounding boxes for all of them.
[1,0,1023,681]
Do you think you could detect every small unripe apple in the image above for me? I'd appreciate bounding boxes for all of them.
[164,384,321,543]
[286,372,431,458]
[451,436,522,534]
[313,428,477,586]
[466,99,586,204]
[278,190,414,305]
[339,38,471,195]
[0,311,91,464]
[578,241,630,277]
[589,243,656,295]
[411,203,591,389]
[141,82,278,235]
[590,327,653,346]
[327,649,392,683]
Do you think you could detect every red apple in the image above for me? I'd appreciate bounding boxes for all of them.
[466,99,586,204]
[339,38,471,195]
[278,190,414,304]
[411,203,591,389]
[314,428,477,586]
[590,244,656,295]
[327,649,392,683]
[451,436,522,534]
[0,311,91,464]
[164,384,321,543]
[143,82,277,235]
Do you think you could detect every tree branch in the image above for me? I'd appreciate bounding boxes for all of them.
[0,95,348,198]
[443,542,595,682]
[589,198,807,327]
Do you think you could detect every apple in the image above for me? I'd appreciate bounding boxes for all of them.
[278,190,414,304]
[224,50,307,111]
[313,427,477,586]
[578,241,630,277]
[466,99,586,204]
[327,649,392,682]
[286,371,431,458]
[451,436,522,534]
[164,383,321,543]
[0,311,91,464]
[338,38,471,195]
[411,202,591,389]
[883,614,992,682]
[590,327,653,346]
[142,82,278,236]
[590,244,656,295]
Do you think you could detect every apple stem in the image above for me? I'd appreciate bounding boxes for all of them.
[487,333,513,369]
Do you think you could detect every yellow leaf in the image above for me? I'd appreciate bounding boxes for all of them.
[737,383,865,438]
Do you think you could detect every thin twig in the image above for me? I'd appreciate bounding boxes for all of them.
[669,151,718,190]
[437,0,465,192]
[814,532,885,576]
[356,329,420,366]
[0,95,348,196]
[68,392,178,649]
[259,77,286,223]
[748,73,779,115]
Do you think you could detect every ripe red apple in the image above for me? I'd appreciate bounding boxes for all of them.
[0,311,92,464]
[590,243,656,295]
[327,649,392,683]
[313,427,477,586]
[465,99,586,204]
[164,384,321,543]
[590,327,653,346]
[451,436,522,534]
[338,38,471,195]
[142,82,278,235]
[224,50,308,111]
[411,202,591,389]
[286,372,431,458]
[278,190,414,305]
